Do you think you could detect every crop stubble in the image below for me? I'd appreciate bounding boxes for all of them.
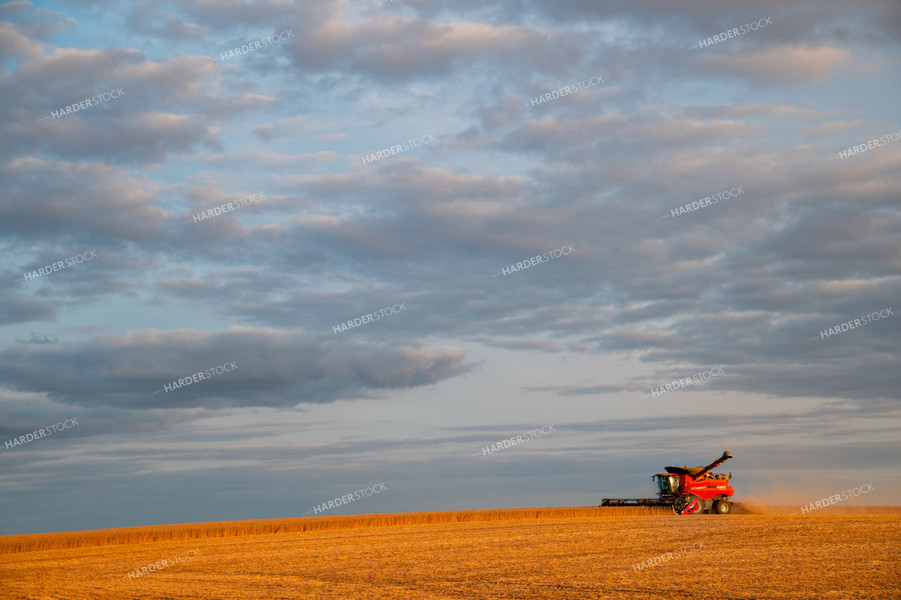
[1,510,899,599]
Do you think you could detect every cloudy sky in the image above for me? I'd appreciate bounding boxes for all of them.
[1,0,899,535]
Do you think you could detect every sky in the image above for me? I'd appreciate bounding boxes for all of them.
[0,0,899,535]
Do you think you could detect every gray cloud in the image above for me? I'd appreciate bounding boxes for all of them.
[126,3,207,40]
[0,328,471,411]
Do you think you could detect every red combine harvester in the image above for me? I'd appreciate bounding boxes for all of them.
[601,450,735,514]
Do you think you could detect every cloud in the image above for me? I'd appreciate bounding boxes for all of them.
[0,327,472,412]
[0,291,58,325]
[126,4,207,40]
[288,16,585,81]
[700,45,852,85]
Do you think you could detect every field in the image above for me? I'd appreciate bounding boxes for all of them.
[2,507,900,599]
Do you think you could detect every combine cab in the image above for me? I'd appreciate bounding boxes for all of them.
[601,450,734,515]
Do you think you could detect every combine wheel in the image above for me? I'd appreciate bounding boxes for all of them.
[674,495,702,515]
[714,500,732,514]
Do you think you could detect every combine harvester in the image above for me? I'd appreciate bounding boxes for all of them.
[601,450,735,514]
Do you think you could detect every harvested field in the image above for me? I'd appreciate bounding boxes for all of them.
[2,507,899,599]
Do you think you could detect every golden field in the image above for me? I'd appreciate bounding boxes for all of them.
[2,506,899,599]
